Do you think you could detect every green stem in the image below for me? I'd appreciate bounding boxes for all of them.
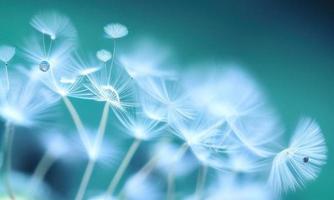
[105,139,141,197]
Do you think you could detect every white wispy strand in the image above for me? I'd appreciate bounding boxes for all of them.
[184,66,282,157]
[0,45,15,63]
[170,111,243,170]
[30,11,77,40]
[114,107,167,140]
[82,59,135,111]
[21,38,90,98]
[0,72,58,127]
[104,23,128,39]
[268,118,327,194]
[138,77,195,124]
[119,39,176,80]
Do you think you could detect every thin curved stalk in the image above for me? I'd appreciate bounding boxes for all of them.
[74,158,96,200]
[105,139,141,197]
[116,151,161,198]
[195,165,208,200]
[62,96,89,149]
[166,143,189,200]
[2,122,15,200]
[29,151,56,194]
[74,103,110,200]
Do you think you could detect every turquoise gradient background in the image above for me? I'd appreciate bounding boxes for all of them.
[0,0,333,199]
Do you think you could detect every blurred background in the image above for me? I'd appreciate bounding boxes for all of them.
[0,0,333,199]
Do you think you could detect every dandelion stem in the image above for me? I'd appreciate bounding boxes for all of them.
[94,103,110,151]
[194,165,208,200]
[105,139,141,197]
[116,151,161,198]
[167,143,189,200]
[107,40,116,85]
[75,158,96,200]
[2,122,16,200]
[62,96,89,148]
[3,63,10,91]
[74,103,110,200]
[29,150,56,194]
[42,33,46,57]
[47,39,53,58]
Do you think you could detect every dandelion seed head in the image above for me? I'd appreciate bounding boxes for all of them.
[96,49,112,62]
[115,108,166,140]
[119,40,175,79]
[104,23,128,39]
[0,45,15,63]
[0,72,58,127]
[101,85,121,107]
[268,118,327,194]
[138,77,195,124]
[30,11,77,39]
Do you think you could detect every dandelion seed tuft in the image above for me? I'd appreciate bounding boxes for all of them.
[104,23,128,39]
[0,45,15,63]
[96,49,112,62]
[101,85,121,107]
[268,118,327,194]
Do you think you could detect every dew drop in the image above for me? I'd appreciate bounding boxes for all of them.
[39,60,50,72]
[303,156,309,163]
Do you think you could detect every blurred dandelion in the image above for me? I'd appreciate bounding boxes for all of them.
[268,118,327,194]
[0,10,327,200]
[104,23,128,39]
[96,49,112,63]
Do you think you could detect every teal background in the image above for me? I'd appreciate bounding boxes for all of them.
[0,0,333,199]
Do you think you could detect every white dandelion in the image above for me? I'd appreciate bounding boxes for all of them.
[138,77,195,124]
[170,111,242,170]
[104,23,128,39]
[21,38,92,98]
[30,11,77,40]
[119,39,175,79]
[185,66,282,157]
[0,72,58,127]
[0,45,15,64]
[96,49,112,63]
[82,57,135,111]
[0,45,15,92]
[115,107,167,141]
[268,118,327,194]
